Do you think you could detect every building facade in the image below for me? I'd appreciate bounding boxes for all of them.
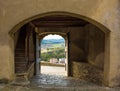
[0,0,120,87]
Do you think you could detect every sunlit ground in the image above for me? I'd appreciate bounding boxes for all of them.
[41,66,67,76]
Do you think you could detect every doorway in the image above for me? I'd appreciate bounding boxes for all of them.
[34,32,68,76]
[39,34,67,76]
[13,13,110,86]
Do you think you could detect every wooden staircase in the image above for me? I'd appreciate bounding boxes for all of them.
[15,49,27,73]
[15,28,27,73]
[14,25,36,82]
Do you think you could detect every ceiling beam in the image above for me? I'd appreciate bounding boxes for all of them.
[32,20,88,27]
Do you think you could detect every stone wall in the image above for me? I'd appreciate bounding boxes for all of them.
[72,61,103,85]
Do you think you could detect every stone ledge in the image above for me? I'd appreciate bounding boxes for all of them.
[41,62,65,67]
[72,61,103,85]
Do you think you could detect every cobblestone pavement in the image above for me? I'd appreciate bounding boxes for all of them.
[0,66,120,91]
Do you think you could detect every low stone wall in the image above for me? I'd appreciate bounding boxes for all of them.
[40,62,65,67]
[72,61,103,85]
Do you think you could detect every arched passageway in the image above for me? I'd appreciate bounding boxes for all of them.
[40,34,67,76]
[13,12,110,86]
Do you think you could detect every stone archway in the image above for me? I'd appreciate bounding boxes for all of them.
[37,32,68,76]
[9,12,110,86]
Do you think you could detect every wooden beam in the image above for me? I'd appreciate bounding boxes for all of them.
[32,20,88,27]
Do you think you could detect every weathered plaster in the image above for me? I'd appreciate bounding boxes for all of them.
[0,0,119,87]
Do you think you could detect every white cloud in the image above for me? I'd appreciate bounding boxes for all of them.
[43,34,63,40]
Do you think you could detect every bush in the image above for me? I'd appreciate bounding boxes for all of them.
[41,47,65,61]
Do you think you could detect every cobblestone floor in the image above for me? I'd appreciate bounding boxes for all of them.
[0,66,120,91]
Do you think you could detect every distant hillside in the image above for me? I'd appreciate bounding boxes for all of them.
[41,39,65,44]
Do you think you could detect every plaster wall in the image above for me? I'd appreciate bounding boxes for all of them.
[68,27,86,62]
[0,0,120,86]
[85,24,105,70]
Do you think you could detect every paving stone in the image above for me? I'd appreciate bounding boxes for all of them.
[0,66,120,91]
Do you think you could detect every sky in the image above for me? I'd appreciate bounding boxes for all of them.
[43,34,63,40]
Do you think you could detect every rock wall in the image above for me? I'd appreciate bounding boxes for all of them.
[72,61,103,85]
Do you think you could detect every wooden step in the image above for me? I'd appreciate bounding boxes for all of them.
[15,70,26,73]
[15,57,26,60]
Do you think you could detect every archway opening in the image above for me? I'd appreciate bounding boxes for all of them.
[40,34,67,76]
[13,13,110,86]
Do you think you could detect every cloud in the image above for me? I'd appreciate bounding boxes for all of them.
[43,34,63,40]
